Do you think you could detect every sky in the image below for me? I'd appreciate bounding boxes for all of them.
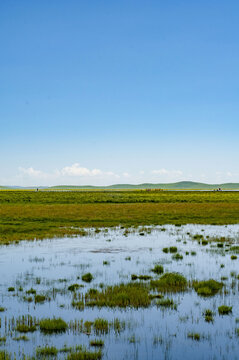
[1,0,239,186]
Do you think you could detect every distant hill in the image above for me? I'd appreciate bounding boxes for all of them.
[1,181,239,190]
[49,181,239,190]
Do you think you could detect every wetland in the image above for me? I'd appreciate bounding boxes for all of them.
[1,224,239,359]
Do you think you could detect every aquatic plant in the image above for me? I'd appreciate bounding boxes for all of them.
[203,309,214,322]
[131,274,152,281]
[193,279,223,297]
[90,339,104,347]
[7,287,14,292]
[67,349,102,360]
[169,246,177,253]
[85,282,151,308]
[39,318,68,333]
[93,318,109,334]
[187,332,200,341]
[218,305,232,315]
[35,295,46,303]
[231,255,237,260]
[103,261,110,265]
[68,284,81,291]
[172,253,183,260]
[36,346,58,356]
[26,288,36,295]
[150,272,187,292]
[156,298,176,309]
[82,273,93,283]
[15,323,36,333]
[0,351,11,360]
[12,335,29,341]
[151,265,164,274]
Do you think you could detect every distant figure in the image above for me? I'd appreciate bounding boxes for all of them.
[36,188,39,192]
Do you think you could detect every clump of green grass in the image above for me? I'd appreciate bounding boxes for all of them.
[150,272,187,292]
[231,255,237,260]
[12,335,29,341]
[157,298,176,309]
[0,337,6,343]
[151,265,164,274]
[172,253,183,260]
[72,300,85,311]
[131,274,152,281]
[0,307,5,312]
[203,309,214,322]
[35,295,46,303]
[15,323,36,333]
[93,319,109,334]
[162,248,169,253]
[193,234,203,240]
[39,318,68,333]
[103,261,110,266]
[90,339,104,347]
[218,305,232,315]
[191,251,197,256]
[193,279,223,297]
[67,348,102,360]
[85,282,151,308]
[68,284,81,291]
[169,246,177,253]
[8,287,15,292]
[26,288,36,295]
[230,246,239,253]
[23,296,33,303]
[187,332,201,341]
[36,346,58,356]
[0,351,11,360]
[82,273,93,283]
[125,256,131,261]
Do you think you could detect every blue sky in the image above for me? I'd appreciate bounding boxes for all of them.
[1,0,239,186]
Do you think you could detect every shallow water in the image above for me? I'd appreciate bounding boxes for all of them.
[1,225,239,359]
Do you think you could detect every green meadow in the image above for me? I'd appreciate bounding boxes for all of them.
[1,190,239,244]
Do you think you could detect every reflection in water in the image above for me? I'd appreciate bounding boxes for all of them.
[0,225,239,359]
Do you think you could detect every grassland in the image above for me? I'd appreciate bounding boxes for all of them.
[1,190,239,243]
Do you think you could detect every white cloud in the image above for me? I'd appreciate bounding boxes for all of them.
[123,172,130,178]
[18,167,49,179]
[17,163,120,185]
[152,169,183,176]
[61,163,103,177]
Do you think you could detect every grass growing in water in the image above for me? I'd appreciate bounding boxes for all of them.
[187,333,201,341]
[151,265,164,274]
[39,318,68,333]
[82,273,93,283]
[84,282,151,308]
[68,284,81,291]
[203,309,214,322]
[90,339,104,347]
[157,298,176,309]
[150,273,187,292]
[67,349,102,360]
[218,305,232,315]
[36,346,58,356]
[193,279,223,296]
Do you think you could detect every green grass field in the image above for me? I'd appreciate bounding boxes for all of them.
[1,190,239,243]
